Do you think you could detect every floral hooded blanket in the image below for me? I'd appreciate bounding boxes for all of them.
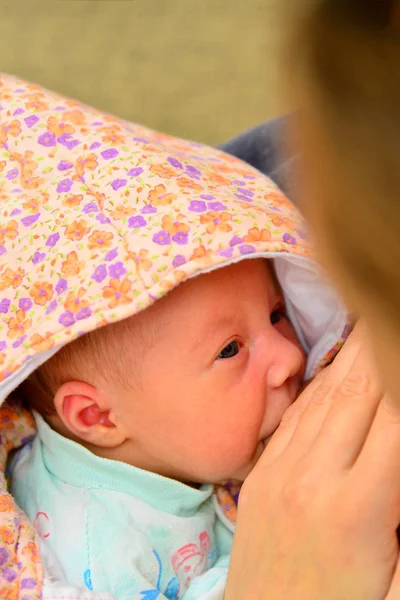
[0,74,349,598]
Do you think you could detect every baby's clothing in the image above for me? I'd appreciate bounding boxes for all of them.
[11,414,233,599]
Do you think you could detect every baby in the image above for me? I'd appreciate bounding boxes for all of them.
[0,74,349,599]
[11,258,306,598]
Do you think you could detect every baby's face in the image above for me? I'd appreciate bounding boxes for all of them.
[112,259,306,484]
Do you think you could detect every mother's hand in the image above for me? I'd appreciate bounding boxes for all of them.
[225,324,400,600]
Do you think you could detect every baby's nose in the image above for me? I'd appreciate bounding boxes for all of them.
[266,332,305,389]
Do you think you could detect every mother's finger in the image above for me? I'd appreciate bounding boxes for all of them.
[354,394,400,519]
[306,336,382,469]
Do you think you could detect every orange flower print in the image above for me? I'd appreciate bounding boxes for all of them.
[150,163,177,179]
[244,227,271,243]
[161,214,190,236]
[7,309,32,340]
[208,172,231,186]
[265,192,292,210]
[0,161,6,172]
[30,332,54,352]
[148,184,178,207]
[29,281,54,306]
[0,494,13,512]
[64,288,89,314]
[0,353,5,367]
[47,115,75,137]
[63,108,86,125]
[103,278,133,308]
[110,204,132,220]
[270,214,295,229]
[22,198,40,213]
[87,230,114,250]
[200,211,232,234]
[74,153,98,179]
[0,526,14,545]
[25,92,49,111]
[0,119,21,145]
[10,150,44,190]
[62,194,83,208]
[61,251,85,276]
[101,125,125,145]
[0,407,19,429]
[191,245,213,265]
[176,177,203,192]
[0,219,18,245]
[0,267,25,291]
[128,249,153,272]
[22,541,41,563]
[65,219,90,241]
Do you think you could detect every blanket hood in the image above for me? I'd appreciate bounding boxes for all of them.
[0,74,349,405]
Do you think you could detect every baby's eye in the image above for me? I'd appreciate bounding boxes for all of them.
[217,340,240,360]
[270,306,285,325]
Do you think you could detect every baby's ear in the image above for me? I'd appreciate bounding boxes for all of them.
[53,381,127,448]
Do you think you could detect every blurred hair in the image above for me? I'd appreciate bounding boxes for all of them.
[287,0,400,321]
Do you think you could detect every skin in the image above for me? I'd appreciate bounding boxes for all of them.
[49,259,306,484]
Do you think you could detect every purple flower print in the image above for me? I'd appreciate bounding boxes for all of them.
[45,300,57,315]
[229,235,243,247]
[0,547,8,566]
[188,200,207,213]
[296,228,308,241]
[10,208,21,217]
[283,233,296,245]
[101,148,119,160]
[58,133,80,150]
[91,264,107,283]
[243,175,256,180]
[133,137,149,144]
[0,341,6,352]
[57,179,73,194]
[6,169,18,180]
[19,298,32,311]
[90,141,101,150]
[21,578,36,590]
[13,108,25,116]
[219,248,234,258]
[24,114,39,128]
[105,248,118,261]
[96,213,110,225]
[0,298,10,314]
[172,231,189,245]
[239,244,256,255]
[59,311,75,327]
[2,568,16,583]
[55,279,67,295]
[21,213,40,227]
[234,194,251,203]
[233,180,245,186]
[32,251,46,265]
[58,160,73,171]
[186,165,201,177]
[46,232,60,247]
[141,205,157,215]
[167,157,183,169]
[76,307,92,320]
[38,132,56,147]
[12,335,27,349]
[83,202,99,214]
[127,167,144,177]
[208,201,226,211]
[111,178,127,191]
[128,215,146,229]
[173,255,186,268]
[108,261,127,279]
[153,231,171,246]
[0,246,5,257]
[200,194,215,201]
[236,187,254,198]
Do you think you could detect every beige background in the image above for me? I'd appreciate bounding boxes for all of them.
[1,0,285,145]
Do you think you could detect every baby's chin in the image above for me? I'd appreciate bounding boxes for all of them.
[219,438,271,483]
